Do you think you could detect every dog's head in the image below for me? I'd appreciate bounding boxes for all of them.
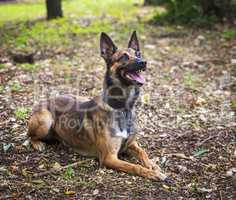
[100,31,147,86]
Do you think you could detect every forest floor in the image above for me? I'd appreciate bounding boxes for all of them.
[0,0,236,199]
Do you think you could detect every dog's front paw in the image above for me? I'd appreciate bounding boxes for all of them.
[31,140,46,152]
[144,160,161,171]
[143,160,153,170]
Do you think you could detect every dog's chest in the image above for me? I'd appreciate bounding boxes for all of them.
[110,110,136,139]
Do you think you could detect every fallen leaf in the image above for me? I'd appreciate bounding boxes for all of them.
[93,189,99,195]
[162,184,170,190]
[193,149,209,157]
[32,179,45,184]
[52,188,60,193]
[38,164,45,169]
[197,187,213,193]
[177,165,187,172]
[160,156,167,165]
[141,93,150,105]
[22,168,28,177]
[53,162,61,170]
[64,190,76,195]
[10,165,18,173]
[226,168,236,177]
[3,143,13,153]
[196,96,206,106]
[22,140,30,147]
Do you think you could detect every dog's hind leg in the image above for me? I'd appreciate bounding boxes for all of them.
[28,109,54,151]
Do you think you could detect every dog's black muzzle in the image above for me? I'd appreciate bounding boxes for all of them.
[125,58,147,72]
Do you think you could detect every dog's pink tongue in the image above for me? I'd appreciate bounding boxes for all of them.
[129,72,145,84]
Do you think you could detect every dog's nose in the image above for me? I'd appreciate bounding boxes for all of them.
[141,60,147,66]
[136,59,147,70]
[136,59,147,66]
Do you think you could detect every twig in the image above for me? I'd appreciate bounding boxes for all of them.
[0,119,11,126]
[34,159,91,177]
[196,135,217,147]
[219,190,223,200]
[166,153,194,161]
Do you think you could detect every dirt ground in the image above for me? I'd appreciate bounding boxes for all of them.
[0,6,236,200]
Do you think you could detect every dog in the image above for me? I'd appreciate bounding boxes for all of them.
[28,31,173,184]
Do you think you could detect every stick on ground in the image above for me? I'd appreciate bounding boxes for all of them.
[34,159,91,177]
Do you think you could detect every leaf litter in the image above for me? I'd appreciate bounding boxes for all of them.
[0,6,236,200]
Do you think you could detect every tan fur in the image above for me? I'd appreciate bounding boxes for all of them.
[27,32,170,183]
[27,96,167,181]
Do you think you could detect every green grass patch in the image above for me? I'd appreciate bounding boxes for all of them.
[17,63,38,71]
[64,0,141,21]
[0,2,45,24]
[14,107,31,119]
[11,82,22,92]
[222,29,236,39]
[183,73,201,90]
[231,100,236,110]
[63,165,74,180]
[1,18,112,49]
[0,0,142,23]
[0,85,4,93]
[0,0,143,49]
[0,63,4,69]
[77,177,97,189]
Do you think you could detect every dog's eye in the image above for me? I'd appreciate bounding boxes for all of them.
[119,53,129,62]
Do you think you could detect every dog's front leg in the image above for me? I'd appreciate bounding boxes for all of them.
[126,141,161,171]
[101,153,167,181]
[125,141,175,184]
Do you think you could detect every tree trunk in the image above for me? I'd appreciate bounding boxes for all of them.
[46,0,63,20]
[143,0,164,6]
[144,0,155,5]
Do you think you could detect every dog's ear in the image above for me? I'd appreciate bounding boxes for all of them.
[128,31,140,57]
[100,32,117,63]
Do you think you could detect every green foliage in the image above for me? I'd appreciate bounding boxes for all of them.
[0,86,4,93]
[222,29,236,39]
[144,0,166,5]
[187,179,198,193]
[231,100,236,110]
[0,63,4,69]
[151,0,235,26]
[77,178,97,188]
[183,73,200,90]
[11,82,22,92]
[17,63,38,71]
[14,107,31,119]
[63,166,74,180]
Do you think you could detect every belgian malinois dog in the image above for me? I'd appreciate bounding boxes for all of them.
[28,31,173,184]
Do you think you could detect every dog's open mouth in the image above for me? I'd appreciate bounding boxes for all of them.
[124,70,145,85]
[118,61,147,86]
